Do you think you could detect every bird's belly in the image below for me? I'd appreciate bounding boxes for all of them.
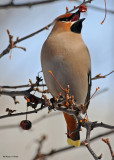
[41,54,88,105]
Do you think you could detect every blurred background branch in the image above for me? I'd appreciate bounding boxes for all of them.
[0,0,113,14]
[32,130,114,160]
[0,0,61,9]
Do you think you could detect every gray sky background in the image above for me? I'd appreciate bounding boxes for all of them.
[0,0,114,160]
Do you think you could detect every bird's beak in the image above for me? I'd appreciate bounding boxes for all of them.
[79,18,85,22]
[69,10,80,22]
[74,18,85,24]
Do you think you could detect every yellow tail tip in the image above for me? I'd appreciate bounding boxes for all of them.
[67,138,80,147]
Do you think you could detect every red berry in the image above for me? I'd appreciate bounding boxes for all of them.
[79,5,87,13]
[20,120,32,130]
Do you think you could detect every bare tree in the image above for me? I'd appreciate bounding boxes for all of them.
[0,0,114,160]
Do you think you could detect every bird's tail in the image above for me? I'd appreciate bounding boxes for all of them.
[63,112,80,147]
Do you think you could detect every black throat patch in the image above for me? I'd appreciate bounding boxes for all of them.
[71,20,82,34]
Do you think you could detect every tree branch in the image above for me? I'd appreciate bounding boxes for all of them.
[91,70,114,80]
[33,130,114,159]
[0,88,30,97]
[54,104,114,160]
[84,124,102,159]
[0,105,47,119]
[0,83,46,89]
[102,138,114,159]
[0,22,53,58]
[0,0,61,9]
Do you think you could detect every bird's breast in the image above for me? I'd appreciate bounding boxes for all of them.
[41,32,91,105]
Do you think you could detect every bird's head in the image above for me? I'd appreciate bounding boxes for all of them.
[53,10,85,34]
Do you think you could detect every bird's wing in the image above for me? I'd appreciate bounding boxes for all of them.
[84,71,92,110]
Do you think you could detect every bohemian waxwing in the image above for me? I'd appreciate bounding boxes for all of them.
[41,10,91,147]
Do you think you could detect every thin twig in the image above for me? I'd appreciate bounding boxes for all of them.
[84,121,114,159]
[33,135,47,160]
[102,138,114,159]
[0,75,46,89]
[0,76,46,104]
[0,105,47,119]
[67,0,93,13]
[94,122,114,130]
[76,0,114,14]
[0,112,61,130]
[0,0,61,9]
[91,70,114,80]
[94,88,108,97]
[0,83,46,89]
[0,22,53,58]
[86,144,102,160]
[84,125,102,160]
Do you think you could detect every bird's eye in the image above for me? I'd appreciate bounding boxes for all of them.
[59,17,69,22]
